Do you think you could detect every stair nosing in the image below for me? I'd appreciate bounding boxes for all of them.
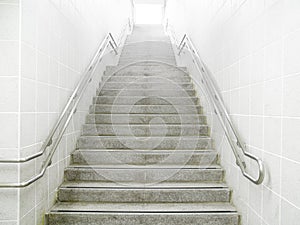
[49,202,237,213]
[66,165,222,169]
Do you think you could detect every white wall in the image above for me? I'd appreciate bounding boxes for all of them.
[0,0,131,224]
[165,0,300,225]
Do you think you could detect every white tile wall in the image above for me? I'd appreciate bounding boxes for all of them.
[0,3,19,40]
[0,41,19,76]
[0,77,19,112]
[0,0,132,224]
[166,0,300,224]
[0,4,20,222]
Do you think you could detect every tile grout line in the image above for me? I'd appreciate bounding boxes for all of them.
[17,0,22,224]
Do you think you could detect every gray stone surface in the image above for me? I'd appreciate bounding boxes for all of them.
[60,181,228,188]
[81,124,208,136]
[58,187,230,203]
[101,75,191,83]
[105,65,188,75]
[85,114,207,124]
[72,150,218,165]
[93,96,199,105]
[96,88,195,97]
[64,166,224,182]
[47,212,239,225]
[50,202,237,212]
[77,136,212,150]
[89,104,202,114]
[103,71,190,78]
[100,82,193,90]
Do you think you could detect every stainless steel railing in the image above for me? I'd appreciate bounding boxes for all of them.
[0,21,131,188]
[166,25,264,185]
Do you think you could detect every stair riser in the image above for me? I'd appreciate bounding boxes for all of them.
[120,53,175,56]
[105,65,187,73]
[85,115,207,124]
[89,105,202,114]
[121,46,174,50]
[120,52,175,57]
[47,213,239,225]
[96,89,195,97]
[93,97,199,105]
[72,151,218,165]
[100,82,193,89]
[65,169,224,182]
[118,62,176,66]
[101,76,190,83]
[81,125,208,136]
[121,51,175,54]
[103,71,189,79]
[58,188,230,203]
[77,137,212,150]
[119,59,176,63]
[121,47,174,51]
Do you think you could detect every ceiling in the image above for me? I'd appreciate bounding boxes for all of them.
[133,0,165,5]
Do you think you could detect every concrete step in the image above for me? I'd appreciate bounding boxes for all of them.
[119,59,176,65]
[96,89,195,97]
[103,70,189,79]
[100,82,193,89]
[81,124,208,136]
[121,50,175,54]
[119,55,175,60]
[120,51,175,55]
[121,46,174,51]
[121,47,174,50]
[77,136,212,150]
[101,76,190,83]
[60,181,228,188]
[47,202,238,225]
[105,65,187,75]
[64,165,224,182]
[85,114,207,124]
[72,150,218,165]
[58,184,231,203]
[89,105,202,114]
[93,96,199,105]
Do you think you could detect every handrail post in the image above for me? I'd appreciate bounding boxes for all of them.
[109,41,118,55]
[178,42,186,55]
[178,34,187,50]
[109,33,118,49]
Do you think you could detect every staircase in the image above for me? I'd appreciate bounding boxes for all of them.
[46,25,239,225]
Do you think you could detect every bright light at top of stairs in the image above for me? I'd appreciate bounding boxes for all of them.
[135,3,163,24]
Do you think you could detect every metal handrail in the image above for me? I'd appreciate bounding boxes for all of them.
[173,33,264,185]
[0,22,131,188]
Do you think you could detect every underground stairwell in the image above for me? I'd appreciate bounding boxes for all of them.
[46,25,239,225]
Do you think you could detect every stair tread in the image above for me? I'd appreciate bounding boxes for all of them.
[50,202,237,213]
[74,149,216,153]
[79,136,211,139]
[100,82,192,84]
[91,104,199,106]
[82,124,208,127]
[60,181,228,189]
[97,88,193,91]
[88,113,205,115]
[94,96,197,98]
[67,165,222,169]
